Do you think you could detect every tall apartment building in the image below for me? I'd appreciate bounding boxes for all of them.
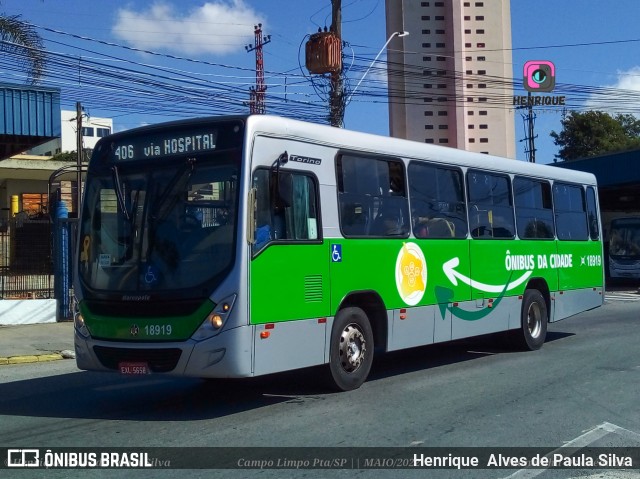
[385,0,515,158]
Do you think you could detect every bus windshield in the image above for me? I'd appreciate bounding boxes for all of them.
[609,219,640,259]
[78,154,239,294]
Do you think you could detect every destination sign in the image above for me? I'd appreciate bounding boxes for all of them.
[109,129,219,162]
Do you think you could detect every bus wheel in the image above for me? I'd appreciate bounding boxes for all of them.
[328,307,374,391]
[512,289,547,351]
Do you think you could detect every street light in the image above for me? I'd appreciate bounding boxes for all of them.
[346,30,409,106]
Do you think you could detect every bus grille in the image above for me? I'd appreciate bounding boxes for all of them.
[93,346,182,373]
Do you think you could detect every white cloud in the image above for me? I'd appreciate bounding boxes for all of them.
[584,66,640,115]
[112,1,265,56]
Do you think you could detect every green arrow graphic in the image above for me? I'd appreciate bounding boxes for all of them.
[435,276,510,322]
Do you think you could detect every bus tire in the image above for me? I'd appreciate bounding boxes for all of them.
[328,307,374,391]
[512,289,547,351]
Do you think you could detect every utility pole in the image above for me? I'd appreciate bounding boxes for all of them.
[518,92,537,163]
[75,101,83,216]
[246,24,271,114]
[329,0,344,127]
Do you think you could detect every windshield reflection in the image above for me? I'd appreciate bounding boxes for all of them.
[79,159,238,294]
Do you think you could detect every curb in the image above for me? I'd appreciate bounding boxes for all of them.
[0,351,73,366]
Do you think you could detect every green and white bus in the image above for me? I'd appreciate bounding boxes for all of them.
[74,115,604,390]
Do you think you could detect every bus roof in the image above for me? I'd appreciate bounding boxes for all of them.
[245,115,598,186]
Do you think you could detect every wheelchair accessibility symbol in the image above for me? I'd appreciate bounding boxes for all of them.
[331,244,342,263]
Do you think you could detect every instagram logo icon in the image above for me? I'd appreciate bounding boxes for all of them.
[523,60,555,92]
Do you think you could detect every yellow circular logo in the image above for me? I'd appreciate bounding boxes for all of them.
[395,242,427,306]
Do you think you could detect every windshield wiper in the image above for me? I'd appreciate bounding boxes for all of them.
[111,165,130,221]
[152,157,197,222]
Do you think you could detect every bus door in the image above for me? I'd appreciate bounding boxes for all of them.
[249,136,331,375]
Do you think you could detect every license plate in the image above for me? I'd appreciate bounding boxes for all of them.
[118,362,150,375]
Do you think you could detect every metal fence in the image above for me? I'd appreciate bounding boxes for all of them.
[0,218,54,299]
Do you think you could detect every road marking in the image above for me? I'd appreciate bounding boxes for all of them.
[502,422,640,479]
[605,291,640,302]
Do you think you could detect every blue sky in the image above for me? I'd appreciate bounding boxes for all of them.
[2,0,640,163]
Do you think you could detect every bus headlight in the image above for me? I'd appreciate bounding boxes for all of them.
[192,294,237,341]
[74,311,90,339]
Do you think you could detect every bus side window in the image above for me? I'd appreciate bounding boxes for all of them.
[585,186,599,240]
[408,161,467,239]
[467,170,514,239]
[337,154,409,238]
[553,183,588,241]
[253,168,320,253]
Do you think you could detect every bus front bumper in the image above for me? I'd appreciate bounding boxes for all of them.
[74,325,254,378]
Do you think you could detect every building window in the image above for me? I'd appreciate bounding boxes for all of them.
[435,1,444,5]
[466,84,473,88]
[435,16,444,20]
[478,97,487,102]
[424,98,433,102]
[439,138,449,144]
[422,43,432,48]
[465,43,472,48]
[422,29,431,34]
[425,125,434,130]
[96,127,111,138]
[476,15,485,20]
[437,97,447,102]
[81,127,94,136]
[464,15,471,20]
[423,56,432,61]
[465,29,471,34]
[475,2,484,6]
[477,43,485,48]
[437,70,446,75]
[478,70,486,75]
[478,83,487,88]
[477,56,486,61]
[425,139,435,143]
[422,16,431,20]
[437,84,447,89]
[439,124,448,129]
[423,70,433,76]
[436,56,446,61]
[466,70,472,74]
[424,84,433,89]
[468,125,475,129]
[480,138,489,143]
[424,111,434,116]
[468,111,474,116]
[421,1,429,5]
[479,110,488,115]
[476,29,485,34]
[436,29,445,34]
[479,124,488,129]
[469,138,475,143]
[464,2,470,6]
[21,193,48,217]
[465,56,472,61]
[438,110,447,116]
[436,42,445,48]
[467,97,474,102]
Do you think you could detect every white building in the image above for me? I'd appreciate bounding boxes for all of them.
[28,110,113,156]
[386,0,515,158]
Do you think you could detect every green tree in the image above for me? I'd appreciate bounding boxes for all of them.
[0,14,45,84]
[550,111,640,161]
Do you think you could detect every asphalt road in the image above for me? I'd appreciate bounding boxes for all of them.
[1,300,639,479]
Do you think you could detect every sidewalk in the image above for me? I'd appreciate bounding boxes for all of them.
[0,321,75,365]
